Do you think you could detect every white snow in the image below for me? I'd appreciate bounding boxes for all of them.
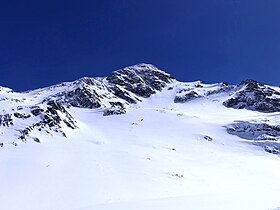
[0,83,280,210]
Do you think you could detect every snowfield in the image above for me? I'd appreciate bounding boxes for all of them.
[0,64,280,210]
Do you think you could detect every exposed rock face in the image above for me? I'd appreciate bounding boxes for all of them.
[223,80,280,113]
[63,87,102,108]
[20,100,77,141]
[103,102,126,116]
[204,135,213,141]
[43,78,105,109]
[14,112,31,119]
[31,106,44,116]
[41,64,174,111]
[227,121,280,154]
[108,85,138,104]
[107,63,175,98]
[0,100,77,146]
[103,108,126,116]
[174,91,200,103]
[45,100,77,129]
[0,114,13,126]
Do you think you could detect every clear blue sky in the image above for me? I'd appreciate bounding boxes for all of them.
[1,0,280,91]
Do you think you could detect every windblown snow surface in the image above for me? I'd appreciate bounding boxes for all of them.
[1,80,280,210]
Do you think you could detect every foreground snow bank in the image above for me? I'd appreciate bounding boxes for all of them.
[78,193,280,210]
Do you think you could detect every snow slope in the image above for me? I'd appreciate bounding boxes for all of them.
[0,64,280,210]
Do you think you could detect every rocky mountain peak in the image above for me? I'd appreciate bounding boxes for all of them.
[237,79,264,91]
[37,64,176,110]
[224,79,280,112]
[75,77,99,86]
[107,63,175,98]
[238,79,263,86]
[0,63,280,155]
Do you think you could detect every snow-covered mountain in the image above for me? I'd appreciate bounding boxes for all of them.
[1,63,280,210]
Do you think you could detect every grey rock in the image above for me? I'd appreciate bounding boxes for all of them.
[103,101,126,116]
[0,114,13,127]
[14,112,31,119]
[174,91,200,103]
[31,106,44,116]
[19,100,77,142]
[223,80,280,113]
[226,121,280,155]
[103,108,126,116]
[107,63,174,98]
[204,136,213,141]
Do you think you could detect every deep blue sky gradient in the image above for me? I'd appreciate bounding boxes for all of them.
[1,0,280,91]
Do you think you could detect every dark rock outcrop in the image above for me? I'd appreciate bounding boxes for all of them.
[65,87,102,108]
[40,64,174,109]
[31,106,44,116]
[19,100,77,141]
[14,112,31,119]
[174,91,200,103]
[223,80,280,113]
[108,85,138,104]
[103,108,126,116]
[204,135,213,141]
[49,86,102,109]
[227,121,280,154]
[103,102,126,116]
[107,64,174,99]
[0,114,13,127]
